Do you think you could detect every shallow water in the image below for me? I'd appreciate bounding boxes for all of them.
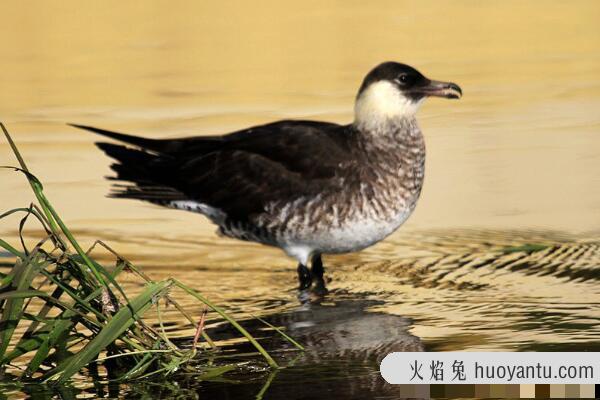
[1,1,599,398]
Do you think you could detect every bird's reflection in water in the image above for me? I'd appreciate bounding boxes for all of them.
[272,296,424,360]
[197,295,423,400]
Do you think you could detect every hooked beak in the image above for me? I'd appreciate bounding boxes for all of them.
[417,79,462,99]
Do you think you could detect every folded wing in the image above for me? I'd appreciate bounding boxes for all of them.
[74,120,352,219]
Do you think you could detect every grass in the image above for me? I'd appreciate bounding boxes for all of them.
[0,123,301,385]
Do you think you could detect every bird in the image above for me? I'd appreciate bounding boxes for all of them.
[70,61,461,293]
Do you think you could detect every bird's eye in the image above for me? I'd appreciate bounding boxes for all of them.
[398,74,409,83]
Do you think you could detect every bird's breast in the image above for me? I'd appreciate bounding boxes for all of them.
[267,150,425,254]
[253,120,427,254]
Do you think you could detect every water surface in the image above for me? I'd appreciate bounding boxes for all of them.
[1,1,599,398]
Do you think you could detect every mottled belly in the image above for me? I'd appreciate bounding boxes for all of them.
[298,208,414,254]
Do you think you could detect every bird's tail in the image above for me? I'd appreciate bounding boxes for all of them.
[69,124,164,152]
[69,123,188,203]
[95,142,185,203]
[70,122,225,155]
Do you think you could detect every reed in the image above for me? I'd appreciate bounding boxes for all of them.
[0,123,299,384]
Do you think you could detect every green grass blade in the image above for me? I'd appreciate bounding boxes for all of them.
[36,193,107,286]
[0,207,51,235]
[173,279,279,368]
[0,256,42,359]
[46,280,172,383]
[0,289,48,300]
[196,364,237,380]
[1,123,60,234]
[0,330,51,364]
[1,123,106,287]
[3,270,118,368]
[0,238,25,259]
[1,122,284,381]
[125,262,217,349]
[0,273,14,287]
[69,254,130,305]
[252,315,304,351]
[117,347,159,381]
[25,319,75,375]
[255,369,279,400]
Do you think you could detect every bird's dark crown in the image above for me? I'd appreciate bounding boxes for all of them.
[357,62,429,100]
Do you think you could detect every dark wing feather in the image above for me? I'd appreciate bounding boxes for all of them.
[213,121,351,179]
[95,142,187,201]
[175,150,334,218]
[76,120,352,218]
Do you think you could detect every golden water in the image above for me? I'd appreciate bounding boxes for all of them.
[1,1,599,398]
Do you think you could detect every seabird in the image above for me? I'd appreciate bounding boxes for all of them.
[71,62,461,292]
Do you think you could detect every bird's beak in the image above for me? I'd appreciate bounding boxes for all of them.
[418,79,462,99]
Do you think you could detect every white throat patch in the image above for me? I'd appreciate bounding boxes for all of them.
[354,81,423,129]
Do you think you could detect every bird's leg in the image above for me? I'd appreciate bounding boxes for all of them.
[310,254,328,295]
[311,254,324,280]
[297,263,312,290]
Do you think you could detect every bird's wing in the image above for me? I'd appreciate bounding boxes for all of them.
[172,149,334,218]
[159,120,353,179]
[73,120,352,179]
[164,121,354,217]
[81,120,354,218]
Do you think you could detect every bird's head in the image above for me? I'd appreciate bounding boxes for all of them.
[354,62,461,129]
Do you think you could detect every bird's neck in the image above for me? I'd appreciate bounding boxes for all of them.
[353,80,423,132]
[351,116,426,215]
[353,115,422,146]
[353,116,425,182]
[353,108,421,134]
